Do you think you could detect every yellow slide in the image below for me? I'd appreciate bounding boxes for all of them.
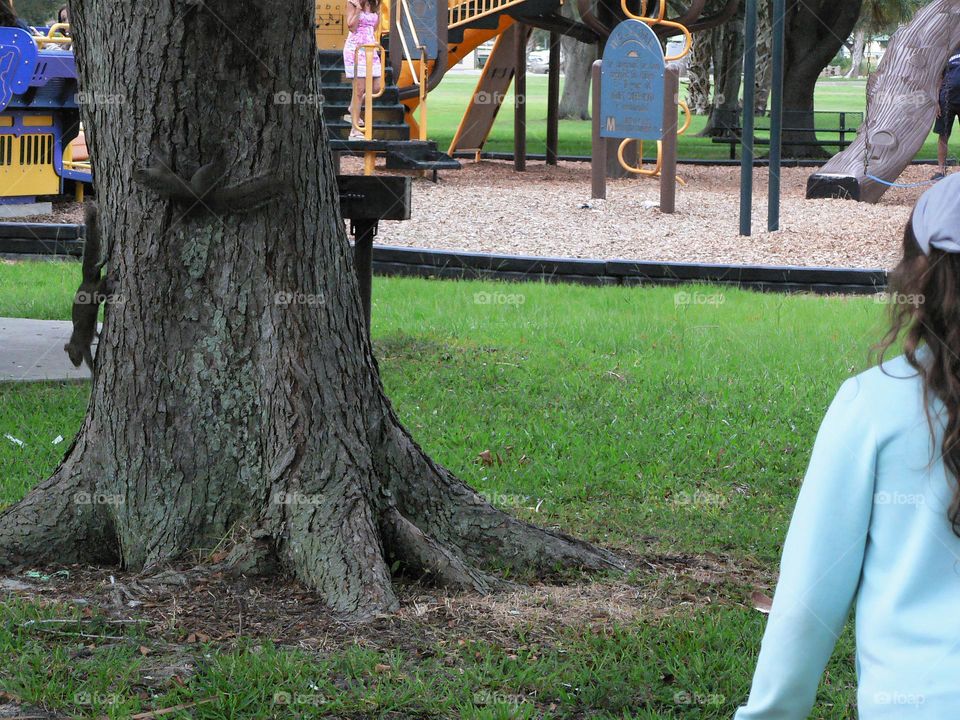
[397,16,515,135]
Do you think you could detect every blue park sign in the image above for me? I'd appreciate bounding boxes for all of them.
[600,20,665,140]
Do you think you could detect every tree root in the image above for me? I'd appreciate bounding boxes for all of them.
[0,450,117,570]
[382,508,504,594]
[375,412,626,579]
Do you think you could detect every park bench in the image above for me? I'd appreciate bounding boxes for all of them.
[711,110,863,160]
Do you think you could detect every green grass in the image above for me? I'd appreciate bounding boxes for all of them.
[425,75,944,162]
[0,261,889,717]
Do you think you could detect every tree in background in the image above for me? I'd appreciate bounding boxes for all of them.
[13,0,61,24]
[781,0,862,156]
[558,0,596,120]
[845,0,927,78]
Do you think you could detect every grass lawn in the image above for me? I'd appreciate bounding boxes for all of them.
[0,260,890,718]
[425,75,945,163]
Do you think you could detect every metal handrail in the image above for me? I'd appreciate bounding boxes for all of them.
[394,0,430,141]
[448,0,526,29]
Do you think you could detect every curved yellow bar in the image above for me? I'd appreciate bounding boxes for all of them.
[657,20,692,62]
[678,99,691,136]
[621,0,666,22]
[617,138,661,176]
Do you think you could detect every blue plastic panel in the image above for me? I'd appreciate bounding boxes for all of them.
[600,20,664,140]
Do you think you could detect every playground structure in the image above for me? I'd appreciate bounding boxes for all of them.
[312,0,736,173]
[808,0,960,203]
[0,25,91,207]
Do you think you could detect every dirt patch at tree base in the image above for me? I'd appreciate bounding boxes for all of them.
[0,551,772,657]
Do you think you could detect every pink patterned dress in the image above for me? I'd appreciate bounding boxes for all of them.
[343,5,381,79]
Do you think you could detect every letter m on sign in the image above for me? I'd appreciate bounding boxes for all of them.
[605,116,616,132]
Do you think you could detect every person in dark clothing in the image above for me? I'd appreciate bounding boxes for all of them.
[0,0,36,33]
[934,52,960,180]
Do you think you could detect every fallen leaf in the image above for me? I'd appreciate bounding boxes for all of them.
[751,591,773,614]
[477,450,494,466]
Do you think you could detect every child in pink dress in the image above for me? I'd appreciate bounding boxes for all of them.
[343,0,382,139]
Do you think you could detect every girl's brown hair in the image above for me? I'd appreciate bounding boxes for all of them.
[0,0,17,27]
[878,218,960,537]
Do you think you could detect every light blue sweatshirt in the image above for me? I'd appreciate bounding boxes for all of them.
[734,353,960,719]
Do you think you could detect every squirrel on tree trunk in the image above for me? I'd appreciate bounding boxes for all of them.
[64,203,111,374]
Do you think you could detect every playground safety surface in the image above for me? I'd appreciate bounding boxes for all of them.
[30,161,933,271]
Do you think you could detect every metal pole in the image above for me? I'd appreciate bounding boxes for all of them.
[591,60,606,199]
[767,0,785,231]
[352,220,377,329]
[514,24,527,172]
[739,0,758,236]
[660,65,679,214]
[546,31,561,166]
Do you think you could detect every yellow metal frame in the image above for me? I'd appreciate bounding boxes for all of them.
[36,23,71,48]
[617,99,691,185]
[619,0,692,62]
[352,43,386,175]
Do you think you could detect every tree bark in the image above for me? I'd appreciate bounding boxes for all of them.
[701,12,744,137]
[812,0,960,203]
[686,27,714,115]
[753,0,773,114]
[558,0,597,120]
[845,27,866,79]
[0,0,621,620]
[781,0,862,157]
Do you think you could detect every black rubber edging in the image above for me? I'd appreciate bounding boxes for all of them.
[370,245,887,295]
[0,223,888,294]
[453,151,945,169]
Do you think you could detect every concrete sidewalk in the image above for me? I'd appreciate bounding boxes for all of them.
[0,317,93,382]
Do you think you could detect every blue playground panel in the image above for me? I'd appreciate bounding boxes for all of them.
[600,20,665,141]
[0,26,91,200]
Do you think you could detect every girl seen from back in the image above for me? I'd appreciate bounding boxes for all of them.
[734,175,960,718]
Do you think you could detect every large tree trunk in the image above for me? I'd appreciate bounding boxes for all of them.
[0,0,620,620]
[701,13,744,137]
[753,0,773,114]
[845,27,866,79]
[558,1,597,120]
[686,28,714,115]
[811,0,960,203]
[781,0,862,157]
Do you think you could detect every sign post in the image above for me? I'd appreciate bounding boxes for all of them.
[592,20,678,213]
